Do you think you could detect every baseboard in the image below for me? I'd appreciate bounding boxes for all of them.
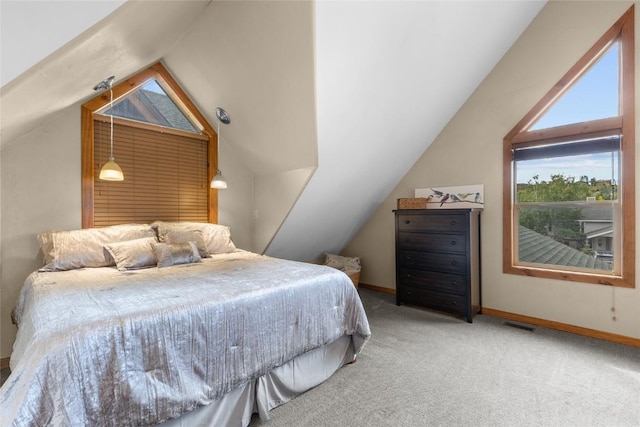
[0,357,9,370]
[359,283,395,295]
[358,286,640,348]
[483,307,640,349]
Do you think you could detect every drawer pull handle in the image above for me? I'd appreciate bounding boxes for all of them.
[406,274,412,279]
[404,220,411,224]
[405,239,411,243]
[450,220,457,226]
[405,256,411,261]
[450,241,456,246]
[452,300,457,305]
[451,281,457,286]
[451,260,457,266]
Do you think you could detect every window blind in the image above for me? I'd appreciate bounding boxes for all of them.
[513,136,621,161]
[94,119,209,227]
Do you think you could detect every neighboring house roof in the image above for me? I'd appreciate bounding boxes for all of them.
[140,89,197,132]
[579,205,613,221]
[585,225,613,240]
[518,225,610,270]
[578,205,614,240]
[108,88,197,133]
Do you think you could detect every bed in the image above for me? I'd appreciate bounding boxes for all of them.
[0,222,371,426]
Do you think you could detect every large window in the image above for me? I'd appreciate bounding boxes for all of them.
[503,7,635,288]
[82,63,219,227]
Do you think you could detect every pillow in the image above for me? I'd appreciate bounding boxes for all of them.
[104,237,158,271]
[151,221,236,255]
[155,228,209,258]
[39,223,156,271]
[36,230,58,265]
[325,253,361,275]
[151,241,201,268]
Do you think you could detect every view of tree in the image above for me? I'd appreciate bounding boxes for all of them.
[517,174,617,252]
[517,173,616,202]
[519,206,583,249]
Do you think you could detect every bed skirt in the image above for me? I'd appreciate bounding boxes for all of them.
[158,335,356,427]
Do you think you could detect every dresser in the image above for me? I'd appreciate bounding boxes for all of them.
[394,209,481,322]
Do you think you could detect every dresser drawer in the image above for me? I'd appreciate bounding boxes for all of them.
[397,268,466,295]
[399,287,467,316]
[397,231,466,254]
[396,212,467,233]
[397,250,467,275]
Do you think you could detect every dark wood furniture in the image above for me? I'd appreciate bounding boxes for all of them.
[394,209,481,322]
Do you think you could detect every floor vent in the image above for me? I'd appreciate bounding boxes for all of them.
[504,321,535,332]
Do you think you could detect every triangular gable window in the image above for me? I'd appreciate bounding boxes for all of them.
[98,78,203,134]
[82,63,220,228]
[530,42,620,130]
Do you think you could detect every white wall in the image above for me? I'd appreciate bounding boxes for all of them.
[1,109,82,357]
[216,136,254,252]
[253,167,316,253]
[345,0,640,340]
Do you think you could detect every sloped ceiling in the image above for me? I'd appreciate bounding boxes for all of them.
[0,0,546,261]
[0,0,125,87]
[267,0,547,260]
[0,1,209,146]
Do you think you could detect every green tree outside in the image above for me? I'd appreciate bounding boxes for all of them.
[517,174,617,251]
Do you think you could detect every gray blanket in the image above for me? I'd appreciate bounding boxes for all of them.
[0,251,370,426]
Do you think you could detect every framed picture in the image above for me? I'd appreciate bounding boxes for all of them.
[415,184,484,209]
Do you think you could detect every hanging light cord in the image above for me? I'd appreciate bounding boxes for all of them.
[211,107,229,189]
[109,84,115,161]
[216,122,221,173]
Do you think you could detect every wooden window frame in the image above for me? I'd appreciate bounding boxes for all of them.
[81,62,219,227]
[503,6,635,288]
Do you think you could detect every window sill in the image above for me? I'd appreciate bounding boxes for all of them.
[503,264,634,288]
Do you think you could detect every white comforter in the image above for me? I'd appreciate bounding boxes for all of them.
[0,251,370,426]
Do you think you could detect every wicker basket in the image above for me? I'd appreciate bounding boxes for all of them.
[347,271,360,289]
[397,198,428,209]
[324,253,360,289]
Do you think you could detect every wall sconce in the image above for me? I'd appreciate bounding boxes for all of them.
[94,76,124,181]
[211,107,230,189]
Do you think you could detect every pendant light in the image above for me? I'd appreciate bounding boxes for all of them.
[211,107,230,189]
[94,76,124,181]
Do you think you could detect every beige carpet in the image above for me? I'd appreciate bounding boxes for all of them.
[251,289,640,427]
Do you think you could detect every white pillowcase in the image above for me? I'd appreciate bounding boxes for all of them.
[37,224,157,271]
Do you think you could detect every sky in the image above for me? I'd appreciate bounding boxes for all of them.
[516,42,619,184]
[516,152,618,185]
